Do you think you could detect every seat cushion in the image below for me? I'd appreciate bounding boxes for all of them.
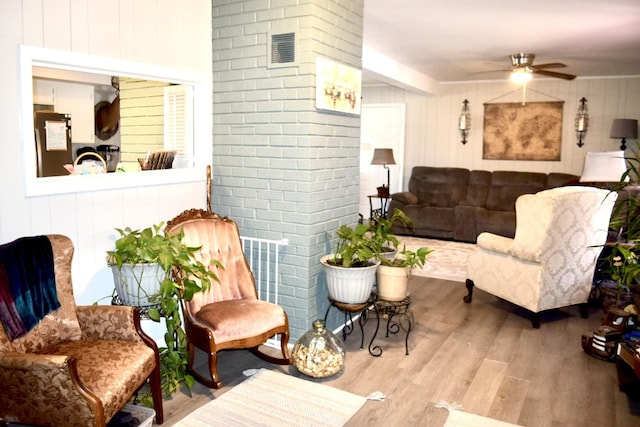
[42,339,156,422]
[195,299,286,343]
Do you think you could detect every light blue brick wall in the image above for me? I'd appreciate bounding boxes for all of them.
[211,0,364,339]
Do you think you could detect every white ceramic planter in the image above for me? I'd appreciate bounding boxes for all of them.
[377,265,410,301]
[111,263,168,307]
[321,255,379,304]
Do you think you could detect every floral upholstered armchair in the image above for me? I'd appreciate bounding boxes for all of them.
[464,186,617,328]
[0,235,163,426]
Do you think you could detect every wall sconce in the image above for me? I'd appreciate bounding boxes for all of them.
[575,97,589,147]
[610,118,638,150]
[458,99,470,144]
[371,148,396,197]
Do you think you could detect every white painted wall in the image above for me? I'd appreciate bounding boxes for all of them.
[363,78,640,189]
[360,104,405,218]
[0,1,212,315]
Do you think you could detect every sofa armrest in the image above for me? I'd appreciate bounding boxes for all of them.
[0,352,102,425]
[391,191,418,205]
[477,232,513,255]
[76,305,143,343]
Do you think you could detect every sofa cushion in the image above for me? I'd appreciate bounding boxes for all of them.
[461,170,492,206]
[546,172,579,188]
[408,167,469,207]
[485,171,547,211]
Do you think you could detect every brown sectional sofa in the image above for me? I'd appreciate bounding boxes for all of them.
[388,166,579,242]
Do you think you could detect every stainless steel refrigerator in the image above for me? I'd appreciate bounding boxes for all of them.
[34,111,72,177]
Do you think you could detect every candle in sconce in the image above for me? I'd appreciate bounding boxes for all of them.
[459,115,466,130]
[578,116,585,132]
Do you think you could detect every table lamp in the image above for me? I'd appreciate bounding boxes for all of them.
[610,119,638,151]
[579,151,629,183]
[371,148,396,197]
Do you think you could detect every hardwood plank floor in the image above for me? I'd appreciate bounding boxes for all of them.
[157,276,640,426]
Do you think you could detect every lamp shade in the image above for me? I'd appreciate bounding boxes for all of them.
[579,151,629,182]
[610,119,638,139]
[371,148,396,165]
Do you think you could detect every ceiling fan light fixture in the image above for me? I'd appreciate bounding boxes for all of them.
[510,68,532,83]
[511,53,535,68]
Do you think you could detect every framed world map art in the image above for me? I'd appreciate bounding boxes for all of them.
[482,101,564,160]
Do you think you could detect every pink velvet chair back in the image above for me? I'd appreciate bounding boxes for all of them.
[166,210,259,316]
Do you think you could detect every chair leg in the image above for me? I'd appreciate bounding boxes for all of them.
[463,279,474,303]
[185,342,223,389]
[149,361,164,424]
[251,332,291,365]
[579,303,589,319]
[530,312,541,329]
[206,350,223,388]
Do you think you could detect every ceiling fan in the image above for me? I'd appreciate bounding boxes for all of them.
[509,53,576,81]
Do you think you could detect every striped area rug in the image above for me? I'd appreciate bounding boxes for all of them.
[173,369,367,426]
[444,410,524,427]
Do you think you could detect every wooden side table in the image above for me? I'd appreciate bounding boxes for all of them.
[368,195,390,219]
[368,296,414,356]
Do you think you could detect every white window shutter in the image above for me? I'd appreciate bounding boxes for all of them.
[164,84,193,168]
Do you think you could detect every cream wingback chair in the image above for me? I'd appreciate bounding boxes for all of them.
[464,186,617,328]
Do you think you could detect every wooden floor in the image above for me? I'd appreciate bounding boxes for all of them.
[157,276,640,426]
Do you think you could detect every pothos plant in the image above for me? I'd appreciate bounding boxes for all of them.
[604,142,640,305]
[107,223,222,401]
[371,208,433,269]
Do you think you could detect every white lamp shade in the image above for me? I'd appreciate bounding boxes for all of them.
[579,151,629,182]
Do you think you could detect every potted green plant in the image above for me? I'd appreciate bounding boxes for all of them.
[106,222,221,400]
[368,208,414,256]
[372,209,433,301]
[603,143,640,310]
[321,222,382,304]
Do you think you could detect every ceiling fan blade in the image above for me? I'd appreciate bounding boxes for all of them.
[469,68,510,75]
[533,69,576,80]
[531,62,566,69]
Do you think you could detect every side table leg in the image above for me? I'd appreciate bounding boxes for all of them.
[368,305,383,357]
[358,308,368,349]
[323,302,332,323]
[404,310,414,355]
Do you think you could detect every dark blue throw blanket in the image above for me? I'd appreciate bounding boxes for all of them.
[0,236,60,340]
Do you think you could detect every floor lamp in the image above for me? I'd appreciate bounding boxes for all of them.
[371,148,396,197]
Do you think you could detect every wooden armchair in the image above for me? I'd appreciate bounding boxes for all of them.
[0,235,163,426]
[166,209,290,388]
[464,187,617,327]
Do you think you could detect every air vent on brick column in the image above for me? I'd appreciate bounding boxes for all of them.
[270,32,295,64]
